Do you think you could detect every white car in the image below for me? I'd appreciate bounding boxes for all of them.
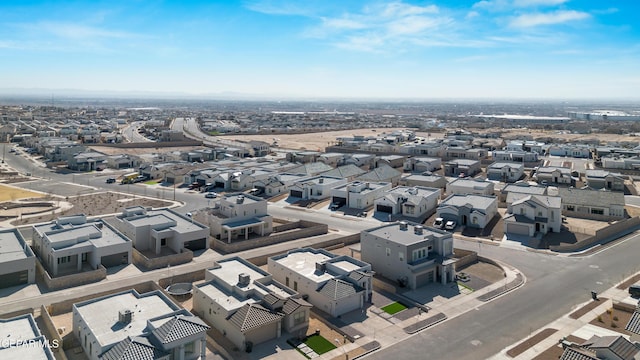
[444,221,456,231]
[205,192,218,199]
[433,217,444,229]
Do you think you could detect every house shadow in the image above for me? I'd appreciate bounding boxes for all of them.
[372,211,394,222]
[401,281,463,304]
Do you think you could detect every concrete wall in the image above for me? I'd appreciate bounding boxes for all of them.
[158,269,205,289]
[36,260,106,291]
[39,305,65,354]
[453,249,478,271]
[132,247,193,270]
[213,220,328,254]
[550,217,640,252]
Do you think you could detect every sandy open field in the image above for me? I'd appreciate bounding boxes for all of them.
[222,127,442,151]
[0,183,43,201]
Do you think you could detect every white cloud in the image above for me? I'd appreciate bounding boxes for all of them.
[509,10,590,28]
[513,0,568,6]
[473,0,568,11]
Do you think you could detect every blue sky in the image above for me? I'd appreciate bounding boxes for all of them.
[0,0,638,99]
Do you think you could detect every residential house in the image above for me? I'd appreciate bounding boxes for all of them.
[330,181,393,209]
[320,164,367,182]
[286,151,321,164]
[492,150,539,163]
[443,147,487,161]
[289,176,347,200]
[500,182,549,203]
[535,166,574,186]
[557,188,625,220]
[318,153,346,167]
[374,186,440,218]
[437,194,498,229]
[67,151,107,171]
[253,173,309,197]
[195,193,272,243]
[73,290,209,360]
[548,144,591,158]
[105,154,133,169]
[193,257,311,350]
[559,335,639,360]
[400,173,448,189]
[356,164,402,186]
[375,155,406,169]
[503,195,562,237]
[403,157,442,173]
[446,177,495,196]
[344,153,376,169]
[444,159,481,177]
[268,248,373,317]
[249,140,270,157]
[32,215,132,277]
[110,207,210,254]
[0,314,56,359]
[0,228,36,289]
[361,221,456,289]
[486,162,525,183]
[585,170,625,191]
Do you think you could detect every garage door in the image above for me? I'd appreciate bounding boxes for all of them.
[415,271,434,288]
[506,223,530,236]
[101,253,129,268]
[290,190,303,198]
[215,181,225,188]
[332,197,346,206]
[0,270,29,289]
[376,204,393,213]
[184,238,207,251]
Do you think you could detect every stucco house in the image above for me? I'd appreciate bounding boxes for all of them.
[585,170,625,191]
[486,162,525,183]
[503,195,562,237]
[444,159,481,177]
[289,176,347,200]
[557,188,625,220]
[446,177,495,196]
[437,194,498,229]
[374,186,441,218]
[330,181,393,210]
[0,228,36,289]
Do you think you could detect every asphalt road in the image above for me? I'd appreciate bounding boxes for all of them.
[366,235,640,360]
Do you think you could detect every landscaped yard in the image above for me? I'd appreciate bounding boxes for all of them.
[304,334,337,355]
[381,301,407,315]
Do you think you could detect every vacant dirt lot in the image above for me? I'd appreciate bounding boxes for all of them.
[0,183,44,201]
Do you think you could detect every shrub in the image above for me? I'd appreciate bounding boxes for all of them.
[613,316,619,321]
[597,315,603,323]
[611,322,618,328]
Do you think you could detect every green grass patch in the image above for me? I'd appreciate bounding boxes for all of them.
[381,301,408,315]
[144,180,159,185]
[457,282,474,292]
[304,334,337,355]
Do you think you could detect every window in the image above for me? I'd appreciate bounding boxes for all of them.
[567,205,575,211]
[293,311,306,326]
[520,208,524,215]
[285,277,290,287]
[591,208,604,215]
[472,217,478,224]
[412,248,427,261]
[185,341,195,355]
[294,281,298,291]
[161,238,167,246]
[386,248,391,256]
[537,211,542,217]
[399,252,404,262]
[551,211,554,218]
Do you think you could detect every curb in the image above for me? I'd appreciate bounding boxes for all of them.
[403,312,447,334]
[351,341,381,360]
[478,273,525,302]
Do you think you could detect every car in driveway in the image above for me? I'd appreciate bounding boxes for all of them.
[205,192,218,198]
[444,220,457,231]
[329,203,341,211]
[433,217,444,229]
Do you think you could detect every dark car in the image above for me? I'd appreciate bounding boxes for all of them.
[105,178,116,184]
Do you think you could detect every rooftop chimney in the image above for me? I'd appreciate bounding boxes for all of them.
[399,221,408,231]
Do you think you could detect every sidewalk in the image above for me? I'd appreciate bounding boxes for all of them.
[489,273,638,360]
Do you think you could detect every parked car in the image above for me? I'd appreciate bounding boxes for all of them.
[105,177,116,184]
[630,282,640,298]
[205,192,217,199]
[329,203,341,211]
[444,220,456,231]
[433,217,444,229]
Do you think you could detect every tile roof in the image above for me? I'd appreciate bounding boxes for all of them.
[151,315,209,345]
[625,310,640,335]
[559,346,597,360]
[99,336,168,360]
[584,335,639,360]
[282,298,313,315]
[228,304,283,333]
[318,279,363,300]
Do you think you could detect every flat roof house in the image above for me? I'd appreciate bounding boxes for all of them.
[73,289,209,360]
[268,248,373,317]
[330,181,393,210]
[32,215,131,277]
[193,257,312,349]
[289,176,347,200]
[0,228,36,289]
[437,194,498,229]
[400,173,448,189]
[535,166,574,186]
[195,193,272,243]
[0,314,56,359]
[404,157,442,173]
[446,177,495,196]
[361,221,456,290]
[111,207,210,254]
[444,159,481,177]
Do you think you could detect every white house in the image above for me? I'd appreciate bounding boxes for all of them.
[0,228,36,289]
[403,157,442,173]
[32,215,132,277]
[110,207,210,254]
[437,194,498,229]
[486,162,525,183]
[446,177,495,196]
[504,195,562,237]
[289,176,347,200]
[330,181,393,210]
[557,188,625,220]
[268,248,373,317]
[585,170,625,191]
[535,166,574,186]
[374,186,441,218]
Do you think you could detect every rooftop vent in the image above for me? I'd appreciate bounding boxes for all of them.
[319,178,324,184]
[236,195,245,204]
[315,262,326,273]
[238,273,250,287]
[399,221,408,231]
[414,225,424,235]
[118,309,133,324]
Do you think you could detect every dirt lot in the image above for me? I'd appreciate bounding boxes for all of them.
[11,192,173,225]
[0,183,44,201]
